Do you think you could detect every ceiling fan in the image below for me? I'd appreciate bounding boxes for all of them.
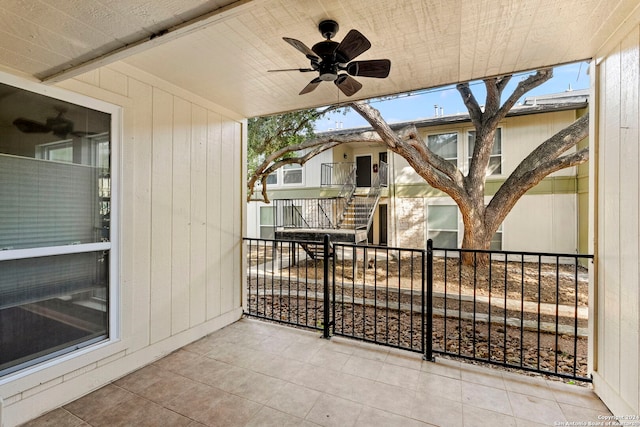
[13,108,95,139]
[270,20,391,96]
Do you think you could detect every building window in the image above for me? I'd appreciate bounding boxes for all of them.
[427,205,458,249]
[468,128,502,175]
[36,140,73,162]
[260,206,275,239]
[0,81,113,376]
[427,132,458,168]
[491,224,503,251]
[266,173,278,185]
[282,163,303,185]
[259,164,303,187]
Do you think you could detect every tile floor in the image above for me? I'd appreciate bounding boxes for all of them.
[24,318,612,427]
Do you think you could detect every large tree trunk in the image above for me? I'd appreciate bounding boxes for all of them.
[458,199,492,265]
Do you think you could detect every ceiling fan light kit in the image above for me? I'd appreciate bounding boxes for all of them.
[270,20,391,97]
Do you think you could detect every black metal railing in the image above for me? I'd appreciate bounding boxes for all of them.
[244,236,592,382]
[245,237,326,331]
[273,198,345,229]
[331,242,429,354]
[321,162,356,187]
[429,241,592,381]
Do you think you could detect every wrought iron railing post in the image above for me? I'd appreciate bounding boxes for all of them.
[323,234,331,339]
[425,239,434,361]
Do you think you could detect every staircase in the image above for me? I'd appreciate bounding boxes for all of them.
[274,161,386,257]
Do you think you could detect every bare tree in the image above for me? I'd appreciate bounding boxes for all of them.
[248,69,589,256]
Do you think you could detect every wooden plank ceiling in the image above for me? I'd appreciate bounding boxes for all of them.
[0,0,638,117]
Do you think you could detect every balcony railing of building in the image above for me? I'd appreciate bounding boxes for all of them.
[244,236,593,382]
[273,162,386,233]
[320,162,356,187]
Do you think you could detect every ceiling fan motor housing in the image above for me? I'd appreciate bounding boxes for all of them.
[318,20,339,40]
[318,62,338,81]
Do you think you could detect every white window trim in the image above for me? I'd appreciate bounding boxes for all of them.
[35,139,74,162]
[281,163,304,186]
[425,131,459,166]
[259,205,276,239]
[0,71,122,378]
[426,199,461,248]
[261,163,304,188]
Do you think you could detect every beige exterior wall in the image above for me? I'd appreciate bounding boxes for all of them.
[0,63,245,426]
[390,198,426,249]
[591,20,640,416]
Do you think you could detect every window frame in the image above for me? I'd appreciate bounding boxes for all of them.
[259,163,304,188]
[426,131,458,168]
[426,203,459,249]
[36,139,74,163]
[281,163,303,186]
[0,71,121,378]
[259,206,276,239]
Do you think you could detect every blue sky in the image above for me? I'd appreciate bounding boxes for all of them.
[314,61,590,132]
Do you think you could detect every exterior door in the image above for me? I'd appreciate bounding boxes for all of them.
[379,204,387,245]
[356,155,371,187]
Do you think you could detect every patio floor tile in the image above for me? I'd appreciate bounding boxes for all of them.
[23,318,613,427]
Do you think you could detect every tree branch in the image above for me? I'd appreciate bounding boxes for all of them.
[349,102,400,148]
[456,83,483,127]
[247,131,384,201]
[486,113,589,232]
[351,101,466,199]
[490,69,553,127]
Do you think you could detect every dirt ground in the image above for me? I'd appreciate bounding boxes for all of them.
[279,255,589,307]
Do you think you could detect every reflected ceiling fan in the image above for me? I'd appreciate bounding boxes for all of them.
[13,107,95,139]
[269,20,391,96]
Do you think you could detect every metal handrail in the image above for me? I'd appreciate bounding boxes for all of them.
[336,166,357,226]
[321,162,356,187]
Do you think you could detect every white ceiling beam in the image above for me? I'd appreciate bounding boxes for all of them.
[40,0,263,84]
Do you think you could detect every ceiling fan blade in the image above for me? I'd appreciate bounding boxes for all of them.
[346,59,391,78]
[335,74,362,97]
[268,68,315,72]
[299,77,322,95]
[335,29,371,63]
[70,131,99,137]
[13,118,50,133]
[283,37,319,60]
